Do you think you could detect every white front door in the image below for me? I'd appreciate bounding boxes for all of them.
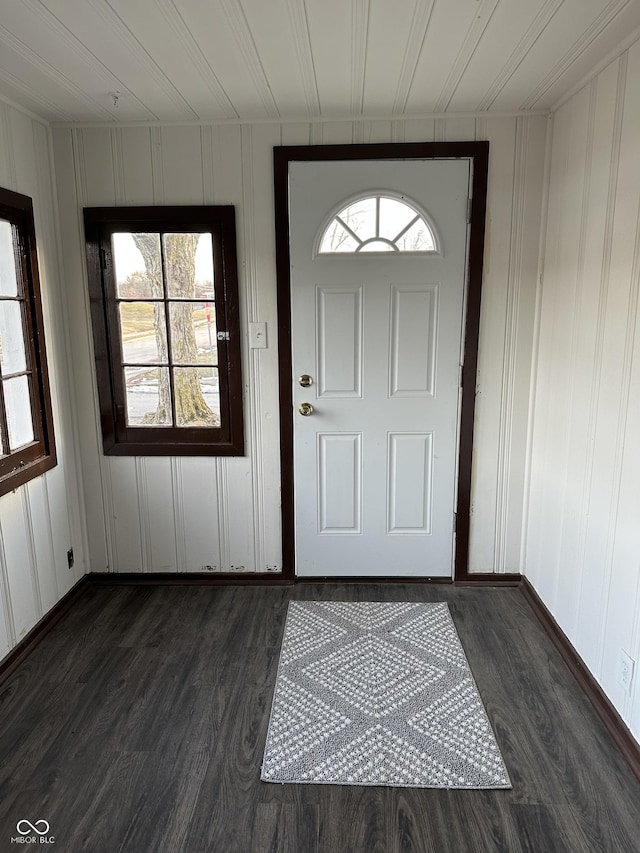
[289,159,470,577]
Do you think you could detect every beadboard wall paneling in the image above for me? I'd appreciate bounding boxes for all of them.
[0,101,86,658]
[53,115,547,575]
[525,40,640,743]
[470,115,548,572]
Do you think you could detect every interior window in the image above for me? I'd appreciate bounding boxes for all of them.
[84,206,244,456]
[0,186,56,496]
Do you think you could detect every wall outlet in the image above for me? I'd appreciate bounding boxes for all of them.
[67,548,74,569]
[618,649,635,695]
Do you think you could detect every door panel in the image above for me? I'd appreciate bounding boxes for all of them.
[289,159,470,577]
[387,432,433,534]
[389,284,437,397]
[318,432,362,534]
[317,287,363,397]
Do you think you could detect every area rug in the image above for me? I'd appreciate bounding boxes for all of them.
[261,601,511,788]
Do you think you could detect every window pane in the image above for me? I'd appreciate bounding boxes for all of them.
[379,198,417,241]
[337,198,376,241]
[169,301,217,366]
[113,233,161,298]
[195,234,214,296]
[396,220,436,252]
[173,367,220,427]
[119,301,168,365]
[319,220,360,253]
[0,300,27,374]
[124,366,171,426]
[4,375,35,449]
[196,301,218,365]
[163,233,213,299]
[0,220,19,297]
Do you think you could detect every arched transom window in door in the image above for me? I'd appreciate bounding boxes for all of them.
[317,193,439,255]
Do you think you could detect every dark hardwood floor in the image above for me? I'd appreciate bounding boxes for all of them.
[0,583,639,852]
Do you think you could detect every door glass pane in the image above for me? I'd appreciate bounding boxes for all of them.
[169,302,217,365]
[124,366,171,426]
[318,196,436,254]
[0,220,18,297]
[164,233,213,299]
[319,221,360,253]
[338,198,376,240]
[173,366,220,427]
[379,198,417,241]
[113,233,161,299]
[0,300,27,374]
[119,302,167,364]
[4,375,34,449]
[396,220,435,252]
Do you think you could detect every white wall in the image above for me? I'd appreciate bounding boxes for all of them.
[0,100,86,661]
[52,114,547,576]
[525,40,640,742]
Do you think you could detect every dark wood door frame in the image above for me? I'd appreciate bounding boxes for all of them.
[274,141,498,584]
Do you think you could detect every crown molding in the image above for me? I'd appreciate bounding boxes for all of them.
[50,108,550,131]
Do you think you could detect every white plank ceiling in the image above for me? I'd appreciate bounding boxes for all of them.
[0,0,639,123]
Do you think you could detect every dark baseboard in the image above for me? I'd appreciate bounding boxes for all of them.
[456,572,522,586]
[0,575,90,686]
[87,571,521,586]
[296,576,453,584]
[521,576,640,784]
[86,571,292,586]
[291,572,521,585]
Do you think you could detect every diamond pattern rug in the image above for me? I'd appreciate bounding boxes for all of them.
[261,601,511,789]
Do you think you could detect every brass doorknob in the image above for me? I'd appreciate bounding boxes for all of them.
[299,402,314,416]
[299,374,313,387]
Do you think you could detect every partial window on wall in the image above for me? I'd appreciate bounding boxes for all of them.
[83,206,244,456]
[0,186,56,497]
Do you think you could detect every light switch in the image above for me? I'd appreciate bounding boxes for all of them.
[249,321,267,349]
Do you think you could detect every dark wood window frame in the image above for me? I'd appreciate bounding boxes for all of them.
[0,186,56,497]
[274,141,503,584]
[84,206,244,456]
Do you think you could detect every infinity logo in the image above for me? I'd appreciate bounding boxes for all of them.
[16,820,50,836]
